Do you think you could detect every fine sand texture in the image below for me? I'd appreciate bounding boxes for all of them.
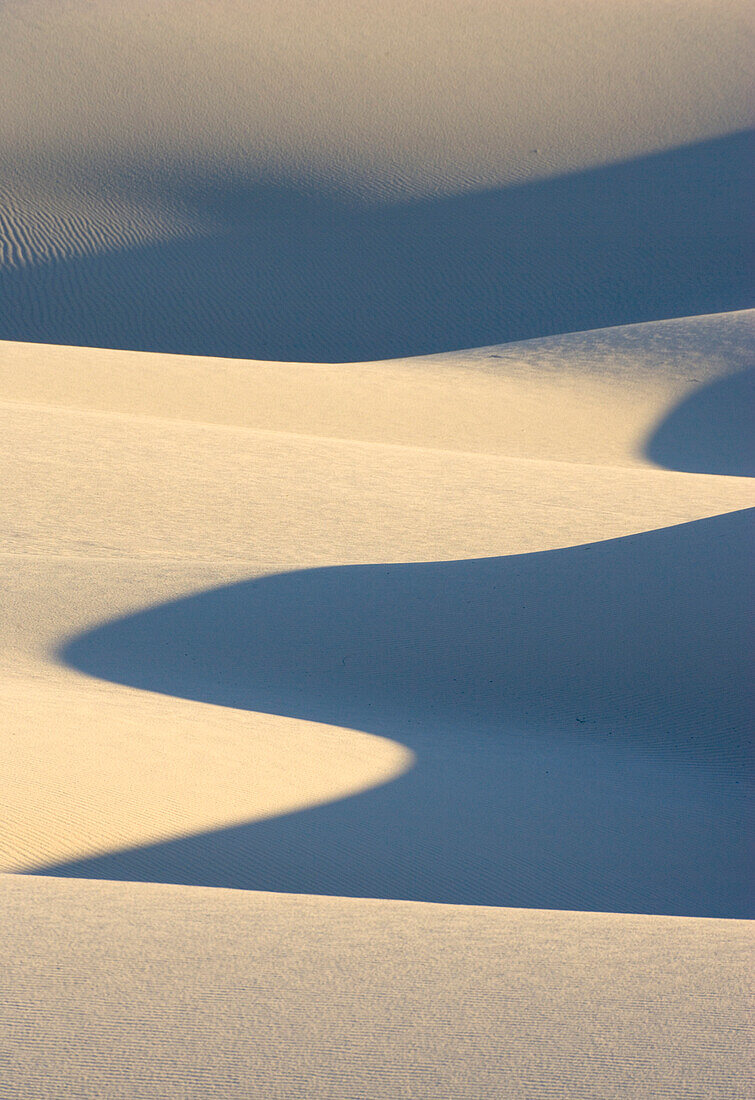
[1,2,753,1097]
[1,875,752,1100]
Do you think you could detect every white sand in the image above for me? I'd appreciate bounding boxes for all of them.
[1,1,752,1096]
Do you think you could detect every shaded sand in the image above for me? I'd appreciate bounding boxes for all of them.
[1,131,752,362]
[1,3,753,361]
[2,875,752,1100]
[40,509,752,918]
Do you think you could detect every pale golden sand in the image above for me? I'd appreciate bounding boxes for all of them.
[2,875,751,1100]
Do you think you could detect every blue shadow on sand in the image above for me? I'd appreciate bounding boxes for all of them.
[2,131,752,362]
[44,509,754,918]
[647,366,755,477]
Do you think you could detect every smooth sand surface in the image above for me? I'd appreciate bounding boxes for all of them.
[1,1,753,1096]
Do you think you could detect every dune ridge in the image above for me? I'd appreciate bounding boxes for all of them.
[1,310,753,468]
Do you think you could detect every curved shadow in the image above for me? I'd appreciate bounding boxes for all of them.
[45,510,754,917]
[2,131,752,362]
[646,366,755,477]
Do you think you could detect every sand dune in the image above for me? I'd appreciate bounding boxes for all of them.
[1,3,752,361]
[1,1,753,1096]
[1,314,753,1093]
[3,319,752,882]
[0,131,751,362]
[2,309,753,467]
[41,509,752,918]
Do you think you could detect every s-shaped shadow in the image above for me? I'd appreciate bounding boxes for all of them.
[42,508,754,917]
